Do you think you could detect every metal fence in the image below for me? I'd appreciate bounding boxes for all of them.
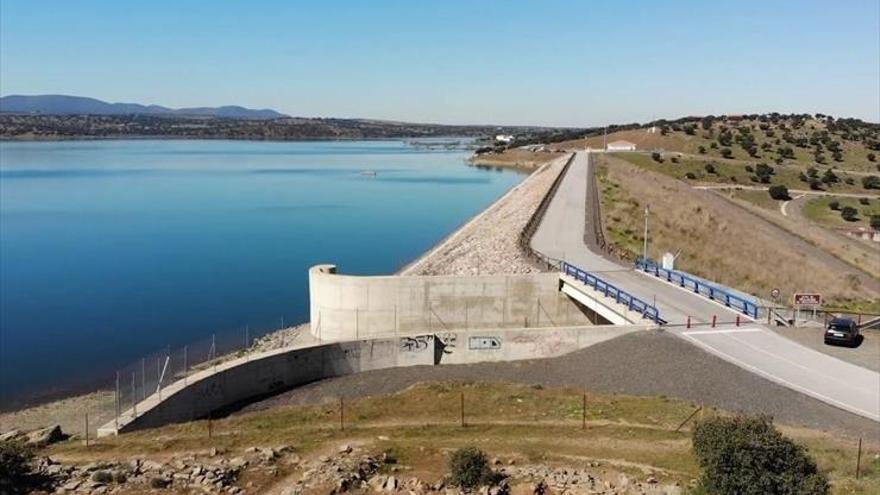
[634,258,760,319]
[518,154,574,270]
[562,261,662,323]
[110,320,303,429]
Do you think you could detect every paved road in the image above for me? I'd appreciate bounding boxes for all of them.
[531,151,880,422]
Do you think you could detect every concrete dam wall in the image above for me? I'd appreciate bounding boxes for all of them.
[309,265,600,341]
[108,325,642,434]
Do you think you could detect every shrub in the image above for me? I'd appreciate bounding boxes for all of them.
[809,179,823,190]
[745,165,754,173]
[862,175,880,189]
[768,185,790,200]
[449,447,491,488]
[692,415,828,495]
[821,169,838,184]
[829,200,840,210]
[704,163,716,174]
[859,197,870,205]
[0,441,36,494]
[92,471,114,483]
[868,153,876,162]
[698,145,707,154]
[845,177,855,185]
[651,152,663,163]
[685,172,697,180]
[841,206,858,222]
[720,148,733,159]
[670,156,679,164]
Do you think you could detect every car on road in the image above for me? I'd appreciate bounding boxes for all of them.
[824,318,861,347]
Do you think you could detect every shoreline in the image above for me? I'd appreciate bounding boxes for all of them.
[0,152,567,434]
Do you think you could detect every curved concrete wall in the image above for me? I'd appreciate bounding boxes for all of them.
[309,265,597,341]
[106,324,643,434]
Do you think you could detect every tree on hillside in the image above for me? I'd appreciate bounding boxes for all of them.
[698,145,707,154]
[768,185,790,200]
[821,169,839,185]
[720,148,733,159]
[692,415,828,495]
[705,163,717,174]
[841,206,858,222]
[868,153,876,162]
[862,175,880,190]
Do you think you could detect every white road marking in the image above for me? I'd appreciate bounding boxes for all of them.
[680,333,880,421]
[682,328,763,336]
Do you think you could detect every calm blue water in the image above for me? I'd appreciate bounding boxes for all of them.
[0,140,523,406]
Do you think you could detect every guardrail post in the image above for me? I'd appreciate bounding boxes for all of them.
[687,316,691,329]
[711,315,717,328]
[736,315,740,327]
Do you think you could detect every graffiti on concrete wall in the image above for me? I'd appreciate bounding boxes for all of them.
[400,335,433,353]
[436,332,458,354]
[468,336,502,350]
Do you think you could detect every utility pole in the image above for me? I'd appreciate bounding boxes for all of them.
[603,127,608,150]
[643,205,650,261]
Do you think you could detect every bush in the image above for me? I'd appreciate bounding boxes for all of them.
[449,447,491,488]
[768,185,790,200]
[651,152,663,163]
[841,206,858,222]
[862,175,880,189]
[869,153,876,162]
[809,179,823,190]
[829,200,840,210]
[704,163,716,174]
[698,145,707,154]
[859,197,870,205]
[692,415,828,495]
[0,441,36,494]
[720,148,733,159]
[670,156,679,163]
[685,172,697,180]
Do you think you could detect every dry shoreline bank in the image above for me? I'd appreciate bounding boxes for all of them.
[0,152,566,436]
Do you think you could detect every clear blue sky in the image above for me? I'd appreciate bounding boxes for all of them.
[1,0,878,126]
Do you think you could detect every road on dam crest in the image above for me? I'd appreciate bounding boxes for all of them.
[531,151,880,422]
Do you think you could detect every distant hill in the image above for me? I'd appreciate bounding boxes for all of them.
[0,94,288,120]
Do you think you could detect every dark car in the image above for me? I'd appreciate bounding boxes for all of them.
[824,318,861,347]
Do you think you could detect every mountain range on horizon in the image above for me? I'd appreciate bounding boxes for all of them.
[0,94,289,120]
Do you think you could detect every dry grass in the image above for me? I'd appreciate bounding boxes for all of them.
[470,148,564,170]
[45,381,880,495]
[595,154,880,310]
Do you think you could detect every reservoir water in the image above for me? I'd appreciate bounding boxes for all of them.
[0,140,524,407]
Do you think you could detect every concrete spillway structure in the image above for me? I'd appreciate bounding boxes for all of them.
[309,264,607,340]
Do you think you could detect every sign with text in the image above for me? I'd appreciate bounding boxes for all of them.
[793,293,822,306]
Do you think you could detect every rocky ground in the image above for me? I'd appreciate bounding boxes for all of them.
[400,155,567,276]
[17,440,686,495]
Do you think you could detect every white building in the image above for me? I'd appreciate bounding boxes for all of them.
[606,140,636,151]
[495,134,515,144]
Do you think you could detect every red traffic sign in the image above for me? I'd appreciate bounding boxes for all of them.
[793,293,822,306]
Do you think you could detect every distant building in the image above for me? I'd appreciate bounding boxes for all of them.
[495,134,515,144]
[839,227,880,243]
[606,140,636,151]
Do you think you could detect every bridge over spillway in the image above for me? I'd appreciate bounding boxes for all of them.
[534,151,880,422]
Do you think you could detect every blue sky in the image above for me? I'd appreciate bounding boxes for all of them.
[1,0,878,126]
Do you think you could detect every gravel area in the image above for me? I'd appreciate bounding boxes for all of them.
[400,156,568,276]
[235,331,879,439]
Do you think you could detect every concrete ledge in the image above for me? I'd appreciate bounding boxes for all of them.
[99,324,650,436]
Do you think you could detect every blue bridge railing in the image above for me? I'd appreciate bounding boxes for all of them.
[562,262,663,324]
[634,258,759,319]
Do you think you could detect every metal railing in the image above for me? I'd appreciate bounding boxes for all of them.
[562,262,662,323]
[634,258,759,319]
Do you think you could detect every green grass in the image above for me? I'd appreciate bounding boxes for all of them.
[727,189,782,211]
[802,197,880,228]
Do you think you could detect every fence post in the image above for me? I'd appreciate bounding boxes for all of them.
[582,393,587,430]
[711,315,717,328]
[460,392,465,427]
[183,345,188,386]
[84,413,89,447]
[856,437,862,479]
[114,371,120,431]
[131,372,137,418]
